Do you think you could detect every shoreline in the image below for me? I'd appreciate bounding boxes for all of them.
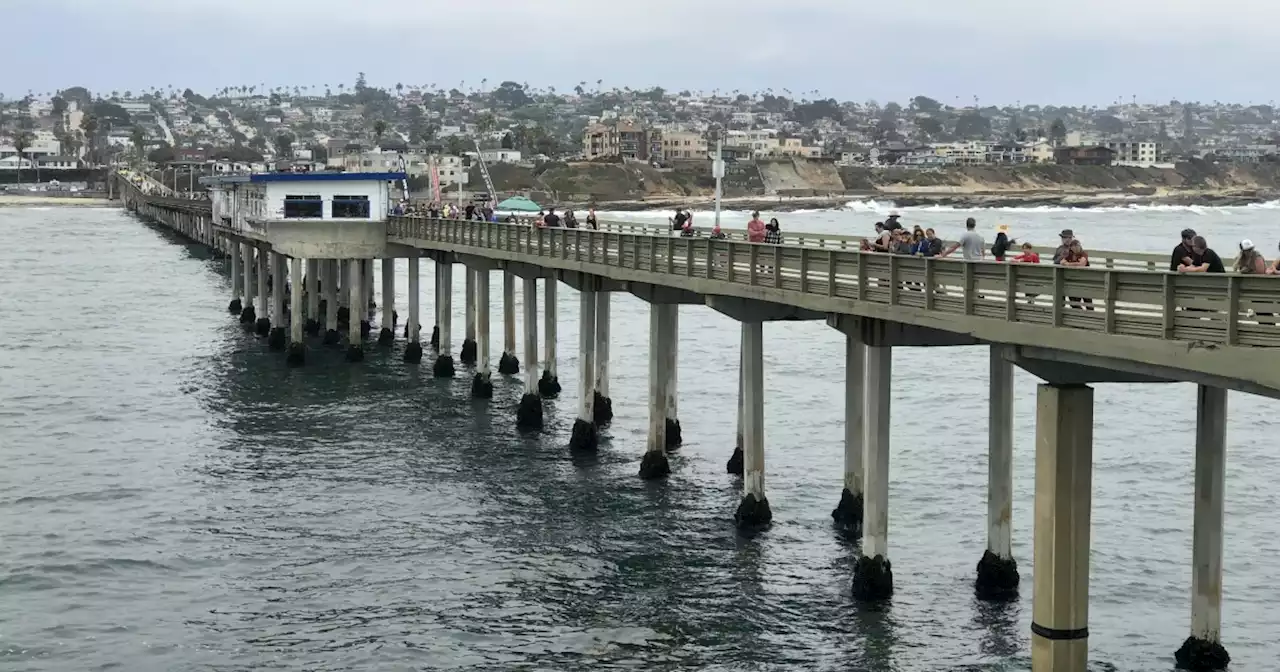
[0,195,114,208]
[574,189,1280,212]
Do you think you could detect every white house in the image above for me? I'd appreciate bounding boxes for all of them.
[479,149,521,164]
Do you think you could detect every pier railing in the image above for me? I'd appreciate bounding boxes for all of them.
[390,216,1280,349]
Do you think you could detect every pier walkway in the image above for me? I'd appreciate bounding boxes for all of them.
[119,177,1272,672]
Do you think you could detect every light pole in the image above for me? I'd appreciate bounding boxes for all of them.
[712,137,724,229]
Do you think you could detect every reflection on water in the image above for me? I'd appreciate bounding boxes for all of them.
[2,207,1280,671]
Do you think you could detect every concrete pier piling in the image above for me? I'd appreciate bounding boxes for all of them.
[734,320,770,527]
[255,246,270,336]
[364,258,375,315]
[498,271,520,374]
[832,336,866,529]
[335,260,351,330]
[460,268,478,366]
[470,269,493,398]
[430,262,441,351]
[569,287,599,451]
[538,279,562,398]
[664,306,682,449]
[268,253,287,350]
[853,345,893,600]
[593,291,613,426]
[515,276,542,430]
[977,347,1020,600]
[238,243,256,325]
[228,242,242,315]
[1030,384,1094,672]
[323,259,341,345]
[404,257,423,363]
[1175,386,1230,671]
[378,258,395,346]
[345,259,364,362]
[727,344,745,475]
[639,303,672,479]
[287,257,305,366]
[432,259,455,378]
[304,259,320,336]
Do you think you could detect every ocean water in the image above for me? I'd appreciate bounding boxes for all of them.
[1,205,1278,672]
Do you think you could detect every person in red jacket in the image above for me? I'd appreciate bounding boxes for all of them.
[1011,242,1041,263]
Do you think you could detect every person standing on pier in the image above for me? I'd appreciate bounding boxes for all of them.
[585,208,598,230]
[764,218,783,244]
[1176,236,1225,273]
[670,208,690,235]
[940,217,985,260]
[1053,229,1075,264]
[747,211,766,243]
[1235,239,1266,274]
[1170,228,1198,271]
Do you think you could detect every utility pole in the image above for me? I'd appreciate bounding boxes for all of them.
[713,137,724,229]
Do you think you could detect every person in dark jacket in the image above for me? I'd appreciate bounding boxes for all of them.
[991,228,1017,261]
[764,218,783,244]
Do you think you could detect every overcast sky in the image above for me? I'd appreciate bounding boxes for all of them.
[5,0,1278,106]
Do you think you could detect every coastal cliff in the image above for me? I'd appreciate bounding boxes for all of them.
[473,158,1280,210]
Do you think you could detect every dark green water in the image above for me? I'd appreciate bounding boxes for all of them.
[2,207,1278,671]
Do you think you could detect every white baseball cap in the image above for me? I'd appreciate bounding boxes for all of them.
[1241,239,1255,251]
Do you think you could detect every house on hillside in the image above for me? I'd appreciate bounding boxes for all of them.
[1054,146,1115,166]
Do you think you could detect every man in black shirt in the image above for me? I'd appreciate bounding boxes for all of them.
[671,208,688,231]
[1177,236,1225,273]
[543,208,561,227]
[1169,228,1197,271]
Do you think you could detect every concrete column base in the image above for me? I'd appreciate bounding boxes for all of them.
[404,342,424,363]
[831,488,864,530]
[638,451,671,480]
[569,418,599,452]
[975,551,1020,601]
[255,317,271,336]
[267,327,287,351]
[378,327,394,346]
[516,393,543,430]
[228,298,242,315]
[852,555,894,601]
[1175,636,1230,671]
[593,392,614,426]
[734,493,772,529]
[538,371,561,398]
[430,325,440,350]
[286,342,305,367]
[665,418,683,450]
[433,355,456,378]
[336,306,350,328]
[239,305,256,325]
[726,448,744,475]
[323,329,341,346]
[498,352,520,374]
[460,339,478,366]
[318,299,328,318]
[359,320,372,339]
[470,372,494,398]
[345,344,364,362]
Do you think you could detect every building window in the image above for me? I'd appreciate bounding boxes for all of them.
[332,195,371,218]
[283,195,323,218]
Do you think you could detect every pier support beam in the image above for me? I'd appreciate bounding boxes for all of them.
[593,291,613,425]
[336,260,351,330]
[853,346,893,600]
[287,258,305,366]
[430,260,441,351]
[727,345,746,475]
[323,260,340,345]
[832,336,865,529]
[516,276,542,429]
[433,259,455,377]
[734,320,770,528]
[304,259,320,335]
[539,279,561,397]
[238,243,256,325]
[1030,384,1094,672]
[255,246,270,336]
[357,259,371,340]
[498,271,520,374]
[268,253,287,350]
[470,269,493,398]
[346,259,364,362]
[570,287,598,451]
[379,258,395,346]
[404,257,423,363]
[460,268,478,365]
[364,258,375,315]
[228,242,242,315]
[664,306,682,449]
[977,347,1020,600]
[1175,385,1230,672]
[639,303,673,479]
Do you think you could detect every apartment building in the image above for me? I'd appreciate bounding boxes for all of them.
[932,141,990,165]
[582,121,656,160]
[1097,140,1161,166]
[659,130,707,161]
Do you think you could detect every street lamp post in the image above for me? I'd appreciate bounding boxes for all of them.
[712,138,724,229]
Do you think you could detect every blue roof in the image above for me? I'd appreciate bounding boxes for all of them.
[249,172,407,183]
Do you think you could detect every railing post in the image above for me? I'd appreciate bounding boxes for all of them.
[963,262,976,315]
[799,247,810,293]
[1162,273,1176,339]
[1103,271,1118,334]
[774,246,783,289]
[925,258,936,310]
[827,250,836,297]
[1225,275,1240,345]
[1005,263,1017,321]
[727,243,736,283]
[686,238,694,276]
[667,236,675,275]
[856,251,868,301]
[749,244,759,286]
[888,255,900,306]
[1051,266,1065,327]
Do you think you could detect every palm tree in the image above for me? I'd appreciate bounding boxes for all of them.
[372,120,387,145]
[130,126,145,165]
[80,114,99,164]
[11,131,31,184]
[396,82,404,96]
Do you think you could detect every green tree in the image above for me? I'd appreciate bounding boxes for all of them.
[1049,118,1068,145]
[274,132,294,158]
[51,95,68,118]
[12,131,32,168]
[130,126,146,163]
[372,119,387,144]
[80,114,99,163]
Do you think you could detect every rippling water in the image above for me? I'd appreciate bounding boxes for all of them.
[2,206,1279,671]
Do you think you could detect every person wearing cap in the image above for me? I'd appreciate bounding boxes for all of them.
[1235,239,1266,274]
[1177,236,1225,273]
[884,210,903,231]
[1052,229,1075,264]
[1170,228,1198,272]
